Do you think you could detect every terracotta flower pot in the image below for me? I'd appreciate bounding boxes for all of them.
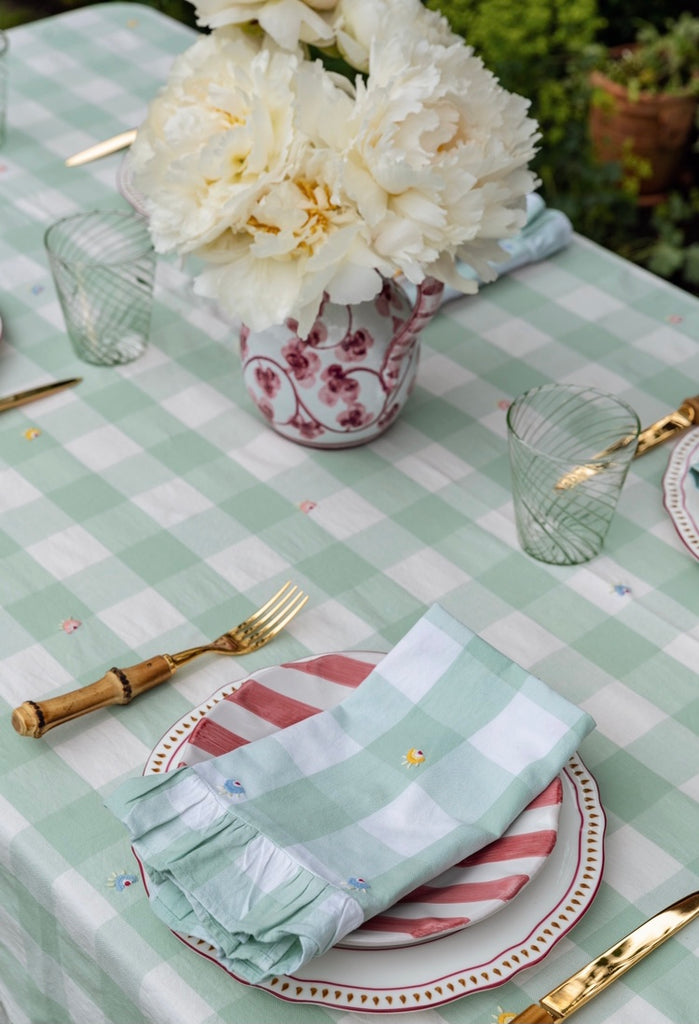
[589,68,697,195]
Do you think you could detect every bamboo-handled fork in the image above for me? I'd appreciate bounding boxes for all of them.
[11,581,308,738]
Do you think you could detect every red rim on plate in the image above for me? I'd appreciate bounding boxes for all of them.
[141,651,605,1011]
[663,428,699,560]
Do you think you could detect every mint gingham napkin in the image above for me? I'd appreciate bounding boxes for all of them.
[106,605,594,984]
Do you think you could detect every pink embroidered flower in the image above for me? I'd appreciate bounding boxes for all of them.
[319,364,360,406]
[61,617,81,634]
[254,365,281,398]
[337,403,372,429]
[282,338,321,387]
[299,499,317,513]
[335,327,373,363]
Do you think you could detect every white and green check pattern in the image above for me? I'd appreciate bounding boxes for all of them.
[0,4,697,1024]
[107,604,593,983]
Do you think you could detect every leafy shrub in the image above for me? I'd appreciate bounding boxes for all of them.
[428,0,699,295]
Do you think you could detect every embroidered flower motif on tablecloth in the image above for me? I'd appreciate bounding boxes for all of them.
[61,617,81,634]
[667,313,683,324]
[401,747,425,767]
[492,1009,516,1024]
[24,427,41,440]
[107,870,138,892]
[299,499,317,513]
[498,398,512,411]
[612,583,632,596]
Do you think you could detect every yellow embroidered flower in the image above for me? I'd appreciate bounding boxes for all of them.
[401,747,425,767]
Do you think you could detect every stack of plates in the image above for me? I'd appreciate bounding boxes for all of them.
[140,650,606,1012]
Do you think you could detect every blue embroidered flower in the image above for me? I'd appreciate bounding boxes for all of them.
[219,778,246,798]
[346,876,370,892]
[612,583,631,596]
[107,870,138,891]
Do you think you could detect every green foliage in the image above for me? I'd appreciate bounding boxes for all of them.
[618,188,699,287]
[428,0,699,296]
[155,0,198,30]
[591,13,699,99]
[425,0,622,240]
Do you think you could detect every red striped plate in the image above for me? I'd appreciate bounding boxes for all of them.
[146,650,563,950]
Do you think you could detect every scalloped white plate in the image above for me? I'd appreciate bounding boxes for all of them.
[663,429,699,561]
[141,652,605,1012]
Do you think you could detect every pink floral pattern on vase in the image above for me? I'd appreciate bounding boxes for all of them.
[240,276,444,448]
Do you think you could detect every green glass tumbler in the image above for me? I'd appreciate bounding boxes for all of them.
[45,210,156,366]
[507,384,640,565]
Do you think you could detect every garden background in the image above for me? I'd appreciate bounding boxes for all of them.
[1,0,697,296]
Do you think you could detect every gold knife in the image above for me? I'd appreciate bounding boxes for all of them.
[635,395,699,456]
[65,128,137,167]
[510,890,699,1022]
[0,377,82,413]
[555,395,699,490]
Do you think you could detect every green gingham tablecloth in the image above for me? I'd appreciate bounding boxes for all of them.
[0,5,698,1024]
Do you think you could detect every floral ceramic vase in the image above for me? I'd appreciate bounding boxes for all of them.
[240,276,444,448]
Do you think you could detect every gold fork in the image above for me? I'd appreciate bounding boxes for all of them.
[11,581,308,738]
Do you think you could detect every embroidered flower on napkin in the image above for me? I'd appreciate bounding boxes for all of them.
[106,604,594,983]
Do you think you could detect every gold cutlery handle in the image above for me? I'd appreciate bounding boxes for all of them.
[635,396,699,455]
[11,655,176,738]
[512,890,699,1022]
[555,395,699,491]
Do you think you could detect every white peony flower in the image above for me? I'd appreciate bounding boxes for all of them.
[130,0,540,334]
[194,146,383,337]
[341,22,539,288]
[332,0,456,73]
[130,30,301,255]
[193,0,337,49]
[171,60,381,336]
